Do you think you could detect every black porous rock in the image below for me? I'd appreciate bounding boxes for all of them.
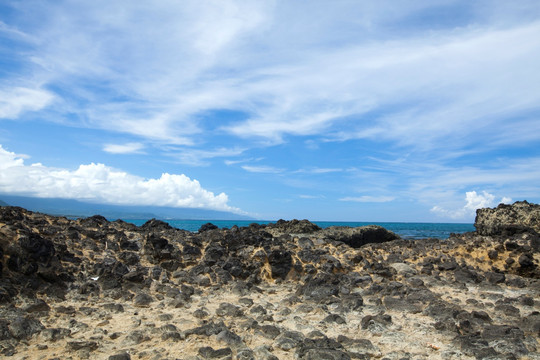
[198,346,233,359]
[475,201,540,236]
[141,218,174,231]
[320,225,399,248]
[267,219,321,234]
[108,352,131,360]
[295,337,351,360]
[268,249,293,280]
[0,202,539,358]
[8,316,44,340]
[133,293,154,307]
[199,223,219,232]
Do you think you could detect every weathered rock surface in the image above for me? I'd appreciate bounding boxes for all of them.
[0,202,538,359]
[319,225,399,248]
[475,200,540,236]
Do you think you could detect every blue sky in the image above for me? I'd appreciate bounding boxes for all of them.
[1,0,540,222]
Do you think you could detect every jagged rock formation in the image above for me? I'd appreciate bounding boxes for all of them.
[318,225,399,248]
[0,203,538,359]
[475,200,540,236]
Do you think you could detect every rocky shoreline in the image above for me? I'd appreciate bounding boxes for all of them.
[0,201,538,359]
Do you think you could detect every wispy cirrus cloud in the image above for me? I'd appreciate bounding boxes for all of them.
[0,19,34,41]
[2,1,540,219]
[171,147,245,166]
[294,167,343,174]
[340,196,395,203]
[358,155,540,220]
[3,0,274,145]
[241,165,285,174]
[299,194,325,199]
[103,142,145,154]
[0,86,55,119]
[5,1,539,151]
[239,164,343,176]
[224,20,540,149]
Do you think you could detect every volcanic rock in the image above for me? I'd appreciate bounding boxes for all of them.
[318,225,399,248]
[0,202,538,359]
[475,200,540,235]
[266,219,322,234]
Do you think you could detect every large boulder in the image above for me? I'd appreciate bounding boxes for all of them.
[475,201,540,236]
[198,223,218,232]
[141,219,173,231]
[267,219,322,234]
[319,225,399,248]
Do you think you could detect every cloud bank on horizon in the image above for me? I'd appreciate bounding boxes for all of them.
[0,146,241,214]
[1,1,539,221]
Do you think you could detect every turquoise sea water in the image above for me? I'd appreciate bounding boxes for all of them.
[124,219,475,239]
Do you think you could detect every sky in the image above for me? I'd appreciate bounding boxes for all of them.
[1,0,540,222]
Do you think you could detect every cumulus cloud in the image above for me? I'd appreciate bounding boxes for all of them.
[0,145,241,213]
[431,191,512,219]
[463,191,496,212]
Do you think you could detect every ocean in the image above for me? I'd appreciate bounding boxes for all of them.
[123,219,475,240]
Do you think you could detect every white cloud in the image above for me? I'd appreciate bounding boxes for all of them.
[171,147,245,166]
[96,112,197,146]
[224,157,265,166]
[431,191,512,220]
[103,142,145,154]
[340,196,395,203]
[0,20,34,40]
[9,0,273,145]
[0,87,55,119]
[224,20,540,147]
[464,191,496,212]
[0,145,242,213]
[5,1,537,151]
[2,2,540,221]
[295,168,343,174]
[501,196,513,204]
[224,159,243,166]
[361,155,540,214]
[299,194,325,199]
[241,165,284,174]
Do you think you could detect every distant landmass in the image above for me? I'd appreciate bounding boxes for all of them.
[0,195,254,221]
